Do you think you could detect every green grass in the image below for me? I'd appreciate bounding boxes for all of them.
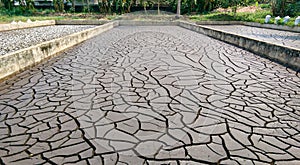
[189,10,300,27]
[106,15,119,20]
[189,10,271,22]
[0,16,66,23]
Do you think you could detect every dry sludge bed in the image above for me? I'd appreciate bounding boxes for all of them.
[0,25,96,56]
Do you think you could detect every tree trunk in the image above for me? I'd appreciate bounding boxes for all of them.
[176,0,181,18]
[3,0,12,10]
[72,0,75,11]
[271,0,287,16]
[87,0,90,13]
[158,0,160,15]
[144,2,147,14]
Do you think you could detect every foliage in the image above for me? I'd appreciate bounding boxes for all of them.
[0,15,65,23]
[0,6,34,16]
[0,0,299,18]
[271,0,299,16]
[260,3,270,9]
[285,1,300,16]
[189,10,271,21]
[53,0,65,12]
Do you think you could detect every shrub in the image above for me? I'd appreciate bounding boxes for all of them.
[271,0,300,17]
[260,3,270,9]
[285,1,300,17]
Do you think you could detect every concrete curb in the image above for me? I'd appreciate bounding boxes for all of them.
[243,22,300,33]
[55,19,109,25]
[196,21,300,33]
[196,21,242,25]
[179,21,300,71]
[0,20,56,32]
[117,15,179,21]
[0,22,117,81]
[118,20,178,26]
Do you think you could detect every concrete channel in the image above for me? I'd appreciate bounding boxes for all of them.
[0,21,299,164]
[0,20,299,81]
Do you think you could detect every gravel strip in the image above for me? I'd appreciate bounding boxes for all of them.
[0,25,96,56]
[204,25,300,49]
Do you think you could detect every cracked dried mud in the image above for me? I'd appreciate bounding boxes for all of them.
[0,26,300,164]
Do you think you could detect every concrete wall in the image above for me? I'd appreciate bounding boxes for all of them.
[55,20,109,25]
[118,20,178,26]
[0,20,56,32]
[179,21,300,71]
[196,21,242,25]
[118,15,178,21]
[0,22,118,81]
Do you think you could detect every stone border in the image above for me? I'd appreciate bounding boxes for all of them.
[0,22,118,81]
[55,19,109,25]
[196,21,242,25]
[118,20,178,26]
[196,21,300,33]
[0,20,56,32]
[117,15,178,21]
[243,22,300,33]
[179,21,300,71]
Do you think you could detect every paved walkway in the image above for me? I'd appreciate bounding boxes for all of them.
[205,25,300,49]
[0,26,300,164]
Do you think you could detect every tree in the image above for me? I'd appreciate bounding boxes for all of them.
[2,0,12,10]
[157,0,160,14]
[54,0,64,12]
[177,0,181,16]
[271,0,286,16]
[271,0,299,16]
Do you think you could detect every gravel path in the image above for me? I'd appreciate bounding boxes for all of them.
[0,25,96,56]
[204,25,300,49]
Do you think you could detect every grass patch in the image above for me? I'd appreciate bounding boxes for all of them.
[0,16,67,24]
[189,10,300,27]
[189,10,271,22]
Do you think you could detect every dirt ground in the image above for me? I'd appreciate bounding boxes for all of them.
[216,6,261,13]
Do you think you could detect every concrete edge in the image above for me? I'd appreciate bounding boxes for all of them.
[196,21,243,25]
[179,21,300,71]
[55,19,110,25]
[0,22,118,81]
[117,15,179,20]
[0,20,56,32]
[118,20,179,26]
[242,22,300,33]
[196,21,300,33]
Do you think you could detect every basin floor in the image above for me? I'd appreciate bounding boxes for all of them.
[0,26,300,164]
